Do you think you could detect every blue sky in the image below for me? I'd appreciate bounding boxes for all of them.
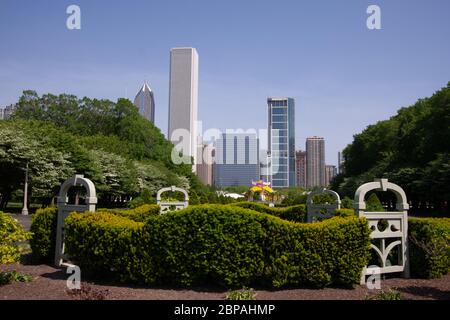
[1,0,449,166]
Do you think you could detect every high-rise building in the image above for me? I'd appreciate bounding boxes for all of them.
[306,136,326,187]
[0,104,16,120]
[214,133,260,187]
[133,82,155,123]
[325,165,337,186]
[338,151,345,174]
[168,47,199,172]
[295,150,307,188]
[267,98,296,188]
[196,140,214,186]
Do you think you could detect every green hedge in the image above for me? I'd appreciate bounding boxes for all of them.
[64,213,144,278]
[335,208,356,218]
[0,212,30,264]
[30,207,57,263]
[409,217,450,279]
[97,204,160,222]
[231,202,307,223]
[64,204,371,288]
[29,205,158,262]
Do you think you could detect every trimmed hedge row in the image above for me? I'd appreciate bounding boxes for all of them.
[97,204,160,222]
[64,204,371,288]
[64,213,144,279]
[409,217,450,279]
[29,205,159,262]
[231,202,307,223]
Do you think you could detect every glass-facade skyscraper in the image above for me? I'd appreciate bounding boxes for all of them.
[214,133,260,187]
[134,82,155,123]
[268,98,296,188]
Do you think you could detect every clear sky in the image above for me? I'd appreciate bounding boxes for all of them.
[1,0,449,166]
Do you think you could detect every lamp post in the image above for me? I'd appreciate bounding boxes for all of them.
[21,162,29,215]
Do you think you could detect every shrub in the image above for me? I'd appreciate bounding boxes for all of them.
[64,204,371,288]
[0,270,33,286]
[226,287,256,300]
[335,208,356,218]
[64,212,144,278]
[341,197,354,209]
[231,202,307,223]
[366,289,402,300]
[128,189,156,209]
[98,204,160,222]
[29,205,158,263]
[30,207,57,263]
[0,212,31,264]
[409,217,450,279]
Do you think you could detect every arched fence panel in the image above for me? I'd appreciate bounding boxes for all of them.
[55,175,97,267]
[307,188,341,223]
[354,178,410,285]
[156,186,189,214]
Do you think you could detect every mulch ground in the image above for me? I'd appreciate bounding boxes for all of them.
[1,263,449,300]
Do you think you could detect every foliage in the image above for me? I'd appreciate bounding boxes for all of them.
[333,83,450,213]
[0,121,73,208]
[341,196,354,209]
[365,193,385,212]
[0,212,31,264]
[127,189,156,208]
[335,209,356,218]
[97,204,160,222]
[0,270,33,286]
[365,289,402,300]
[409,217,450,278]
[29,205,157,262]
[29,207,58,263]
[63,204,371,288]
[231,202,307,223]
[64,212,144,278]
[1,91,202,209]
[226,287,257,300]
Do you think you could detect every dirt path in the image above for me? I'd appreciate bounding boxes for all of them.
[1,264,449,300]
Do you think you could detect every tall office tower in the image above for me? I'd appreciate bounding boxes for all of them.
[168,47,199,172]
[0,104,16,120]
[295,150,307,188]
[133,82,155,123]
[196,140,214,186]
[214,133,260,187]
[338,151,346,174]
[267,98,296,188]
[306,136,326,187]
[325,165,337,186]
[259,150,271,182]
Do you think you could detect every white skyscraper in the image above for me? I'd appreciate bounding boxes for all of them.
[168,47,199,172]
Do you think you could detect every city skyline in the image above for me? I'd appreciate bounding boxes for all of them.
[1,1,450,167]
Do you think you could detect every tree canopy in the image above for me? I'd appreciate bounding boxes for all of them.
[332,82,450,213]
[0,91,201,209]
